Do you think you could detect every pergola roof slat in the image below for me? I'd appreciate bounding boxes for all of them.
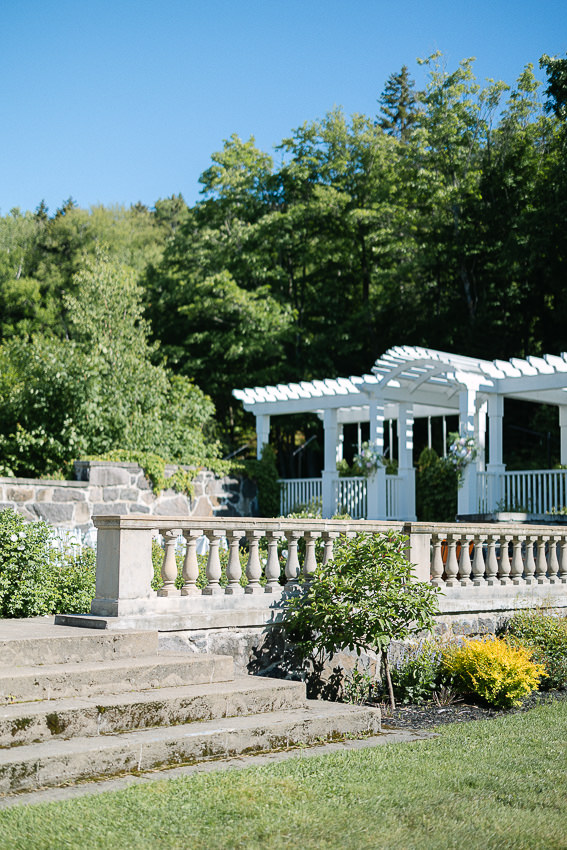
[234,346,567,417]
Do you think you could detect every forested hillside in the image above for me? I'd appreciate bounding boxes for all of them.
[1,53,565,477]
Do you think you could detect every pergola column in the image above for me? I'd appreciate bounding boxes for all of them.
[255,414,270,460]
[458,388,478,515]
[397,404,416,520]
[322,408,339,518]
[367,396,386,520]
[560,407,567,466]
[486,394,505,512]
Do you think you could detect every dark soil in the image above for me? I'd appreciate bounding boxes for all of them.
[380,689,567,730]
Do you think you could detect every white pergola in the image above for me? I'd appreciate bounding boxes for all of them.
[233,346,567,520]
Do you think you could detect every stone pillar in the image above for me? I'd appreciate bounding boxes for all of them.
[256,414,270,460]
[322,408,339,518]
[367,396,386,520]
[90,517,155,617]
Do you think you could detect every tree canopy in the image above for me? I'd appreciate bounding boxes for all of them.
[0,53,566,476]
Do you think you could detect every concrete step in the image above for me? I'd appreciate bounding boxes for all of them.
[0,701,381,794]
[0,677,307,746]
[0,653,235,704]
[0,619,158,666]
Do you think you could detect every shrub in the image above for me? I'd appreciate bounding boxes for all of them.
[282,531,440,709]
[504,609,567,690]
[0,508,96,617]
[51,547,96,614]
[440,637,544,708]
[390,638,444,705]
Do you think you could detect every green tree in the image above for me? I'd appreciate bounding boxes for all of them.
[0,250,220,477]
[377,65,422,141]
[282,532,439,709]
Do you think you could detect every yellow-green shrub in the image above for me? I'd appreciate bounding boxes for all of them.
[440,637,544,708]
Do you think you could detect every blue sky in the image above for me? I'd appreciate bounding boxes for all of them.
[1,0,565,215]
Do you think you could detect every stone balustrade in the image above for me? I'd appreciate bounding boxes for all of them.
[84,515,567,633]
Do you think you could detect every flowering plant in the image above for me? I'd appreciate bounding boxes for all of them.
[447,432,477,483]
[353,441,385,476]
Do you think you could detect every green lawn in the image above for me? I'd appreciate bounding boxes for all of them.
[1,700,566,850]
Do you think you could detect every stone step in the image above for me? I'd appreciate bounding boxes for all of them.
[0,653,235,704]
[0,701,381,794]
[0,677,307,746]
[0,619,158,667]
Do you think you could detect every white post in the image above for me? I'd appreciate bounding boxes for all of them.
[322,408,339,518]
[255,414,270,459]
[560,407,567,466]
[458,388,477,516]
[397,404,416,520]
[336,424,344,463]
[367,396,386,519]
[487,394,505,512]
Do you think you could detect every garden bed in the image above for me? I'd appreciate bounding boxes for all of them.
[381,687,567,729]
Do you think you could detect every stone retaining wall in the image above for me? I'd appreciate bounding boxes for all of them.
[0,461,257,532]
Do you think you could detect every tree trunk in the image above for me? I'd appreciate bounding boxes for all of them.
[382,649,396,711]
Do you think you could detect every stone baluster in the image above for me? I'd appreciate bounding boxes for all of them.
[524,536,537,584]
[498,535,512,585]
[536,536,549,584]
[202,528,225,596]
[181,529,202,596]
[321,531,338,565]
[431,534,445,587]
[458,535,472,586]
[303,531,321,581]
[559,535,567,584]
[284,530,302,588]
[510,535,525,585]
[264,531,283,592]
[471,534,486,586]
[244,529,265,595]
[158,530,181,597]
[225,528,245,595]
[548,535,560,584]
[485,535,499,585]
[445,535,459,587]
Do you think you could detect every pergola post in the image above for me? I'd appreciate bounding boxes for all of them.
[560,406,567,466]
[458,388,478,516]
[397,404,416,520]
[255,414,270,460]
[486,394,505,512]
[367,396,386,520]
[322,408,339,518]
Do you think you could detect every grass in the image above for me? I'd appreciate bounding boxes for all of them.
[1,700,566,850]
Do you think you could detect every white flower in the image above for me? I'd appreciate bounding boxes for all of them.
[10,534,18,542]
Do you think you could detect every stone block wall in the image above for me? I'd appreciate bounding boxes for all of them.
[0,461,258,532]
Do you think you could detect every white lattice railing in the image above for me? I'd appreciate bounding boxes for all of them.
[278,478,322,515]
[335,477,367,519]
[500,469,567,515]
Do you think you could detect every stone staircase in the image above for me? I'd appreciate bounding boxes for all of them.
[0,622,381,796]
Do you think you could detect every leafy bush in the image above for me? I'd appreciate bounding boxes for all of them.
[504,609,567,690]
[0,508,95,616]
[440,637,544,708]
[282,531,440,708]
[51,548,96,614]
[341,667,381,705]
[390,639,444,705]
[244,444,279,517]
[416,447,458,522]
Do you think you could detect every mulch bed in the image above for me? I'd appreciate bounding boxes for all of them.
[379,689,567,730]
